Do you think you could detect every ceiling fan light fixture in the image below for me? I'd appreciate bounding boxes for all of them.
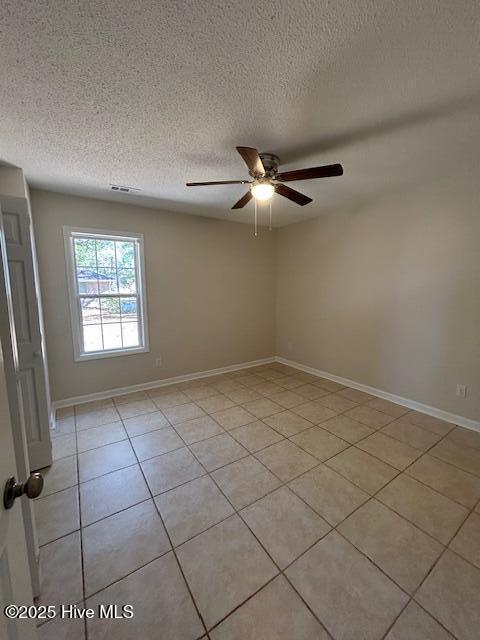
[251,180,275,201]
[186,146,343,212]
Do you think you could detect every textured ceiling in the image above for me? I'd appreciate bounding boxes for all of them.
[1,1,479,226]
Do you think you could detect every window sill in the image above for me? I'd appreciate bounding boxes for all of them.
[74,345,149,362]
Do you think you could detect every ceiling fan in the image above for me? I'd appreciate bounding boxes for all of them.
[186,146,343,209]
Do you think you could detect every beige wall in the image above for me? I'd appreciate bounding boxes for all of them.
[31,190,275,401]
[275,174,480,421]
[31,178,479,421]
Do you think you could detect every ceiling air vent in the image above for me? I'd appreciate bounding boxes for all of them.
[109,184,142,194]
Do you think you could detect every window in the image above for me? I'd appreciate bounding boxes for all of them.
[64,227,148,360]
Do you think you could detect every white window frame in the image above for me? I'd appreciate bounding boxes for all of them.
[63,226,149,361]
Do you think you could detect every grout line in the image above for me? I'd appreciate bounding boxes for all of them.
[182,410,420,636]
[130,374,338,634]
[76,496,152,531]
[185,441,333,636]
[373,424,479,640]
[139,438,473,632]
[50,381,477,519]
[52,357,278,410]
[55,373,479,545]
[130,435,210,638]
[400,494,480,640]
[37,527,82,550]
[179,398,421,634]
[73,405,88,640]
[82,545,172,601]
[96,390,222,636]
[244,415,467,638]
[276,357,480,433]
[44,364,479,638]
[209,403,477,636]
[73,399,211,638]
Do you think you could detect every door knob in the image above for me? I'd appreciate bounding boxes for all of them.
[3,473,44,509]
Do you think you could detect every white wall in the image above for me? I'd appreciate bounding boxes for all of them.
[31,190,275,401]
[276,173,480,421]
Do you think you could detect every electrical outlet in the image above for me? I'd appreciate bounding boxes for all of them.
[456,384,467,398]
[155,356,162,367]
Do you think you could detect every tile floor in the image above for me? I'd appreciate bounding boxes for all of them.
[35,363,480,640]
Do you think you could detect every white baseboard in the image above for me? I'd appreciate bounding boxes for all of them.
[276,356,480,433]
[52,357,275,410]
[52,353,479,434]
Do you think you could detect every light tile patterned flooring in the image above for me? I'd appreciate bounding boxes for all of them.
[36,363,480,640]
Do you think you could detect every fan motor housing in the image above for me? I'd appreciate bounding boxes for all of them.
[259,153,280,177]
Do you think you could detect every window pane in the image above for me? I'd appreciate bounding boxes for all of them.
[116,241,135,269]
[122,322,139,347]
[81,298,101,325]
[102,323,122,349]
[69,230,145,357]
[74,238,96,267]
[96,267,118,293]
[119,297,138,321]
[83,324,103,352]
[118,269,137,293]
[100,297,120,323]
[76,268,99,295]
[95,239,116,267]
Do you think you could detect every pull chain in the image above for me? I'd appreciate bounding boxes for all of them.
[254,199,258,237]
[269,200,272,231]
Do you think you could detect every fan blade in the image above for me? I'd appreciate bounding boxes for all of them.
[186,180,250,186]
[236,147,265,176]
[275,183,312,206]
[276,163,343,182]
[232,190,253,209]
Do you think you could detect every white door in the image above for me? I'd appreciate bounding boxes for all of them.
[1,195,52,471]
[0,217,38,640]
